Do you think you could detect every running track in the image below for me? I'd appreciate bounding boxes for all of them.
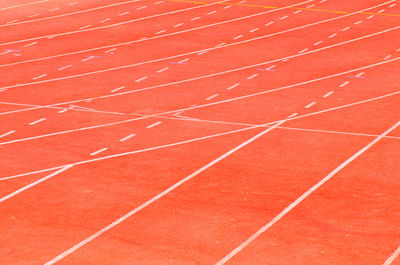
[0,0,400,264]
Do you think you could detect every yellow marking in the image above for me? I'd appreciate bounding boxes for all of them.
[169,0,400,17]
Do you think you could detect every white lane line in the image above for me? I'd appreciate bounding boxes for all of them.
[307,4,315,7]
[314,40,323,45]
[90,147,108,156]
[69,1,79,6]
[100,18,111,23]
[323,91,334,98]
[265,21,274,26]
[367,15,375,19]
[82,56,95,62]
[233,35,243,40]
[155,29,166,34]
[24,42,38,47]
[43,120,286,265]
[58,108,69,113]
[293,10,302,14]
[29,118,46,125]
[266,65,276,70]
[7,19,19,24]
[120,134,136,142]
[328,33,337,38]
[339,81,350,87]
[227,83,239,90]
[119,12,130,16]
[49,7,60,12]
[191,16,201,21]
[104,48,116,54]
[178,58,189,63]
[215,121,400,265]
[384,246,400,265]
[384,54,392,60]
[206,94,219,100]
[288,113,298,118]
[157,67,169,73]
[378,9,386,13]
[173,23,184,27]
[305,101,316,108]
[135,76,148,82]
[280,15,288,20]
[249,28,259,32]
[58,64,72,70]
[0,130,15,139]
[79,25,92,30]
[154,1,163,4]
[223,5,231,9]
[247,74,258,80]
[389,3,396,8]
[111,86,125,92]
[207,11,216,15]
[197,51,207,55]
[0,165,73,203]
[146,121,162,128]
[2,0,381,69]
[137,5,147,9]
[28,13,40,18]
[354,20,363,24]
[342,26,350,31]
[32,74,47,80]
[299,48,308,53]
[355,72,364,77]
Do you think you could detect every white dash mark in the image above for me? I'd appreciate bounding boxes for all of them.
[223,5,232,9]
[191,17,201,21]
[137,5,147,9]
[0,130,15,139]
[233,35,243,40]
[249,28,259,33]
[215,42,226,47]
[90,148,108,156]
[288,113,298,118]
[157,67,169,73]
[299,48,308,53]
[197,51,207,55]
[173,23,184,27]
[206,94,219,100]
[354,21,363,25]
[314,41,323,46]
[100,18,111,23]
[104,48,116,54]
[178,58,189,63]
[355,72,364,77]
[69,2,78,6]
[119,12,129,16]
[323,91,334,98]
[207,11,216,15]
[120,134,136,142]
[328,33,337,38]
[389,3,396,8]
[339,81,350,87]
[266,65,276,70]
[147,121,162,128]
[58,65,72,70]
[79,25,92,30]
[135,76,148,82]
[366,15,375,19]
[247,74,258,80]
[265,21,274,26]
[154,1,163,4]
[307,4,314,8]
[111,86,125,92]
[293,10,302,14]
[305,102,316,108]
[28,13,40,18]
[24,42,38,47]
[227,83,239,90]
[280,15,288,20]
[33,74,47,80]
[82,56,94,62]
[155,29,166,34]
[384,54,392,60]
[58,109,68,113]
[29,118,46,125]
[49,7,59,12]
[342,26,350,31]
[377,9,385,13]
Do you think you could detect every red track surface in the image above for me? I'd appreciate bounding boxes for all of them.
[0,0,400,264]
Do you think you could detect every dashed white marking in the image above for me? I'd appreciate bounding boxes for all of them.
[135,76,148,82]
[389,3,396,8]
[266,65,276,70]
[377,9,385,13]
[299,48,308,53]
[280,15,288,20]
[119,12,130,16]
[154,1,163,4]
[247,74,258,80]
[69,2,78,6]
[293,10,302,14]
[307,4,314,8]
[191,16,201,21]
[79,25,92,30]
[82,56,95,62]
[384,54,392,60]
[178,58,189,63]
[323,91,334,98]
[342,26,350,31]
[104,48,116,54]
[147,121,162,128]
[111,86,125,92]
[215,42,226,47]
[197,51,207,55]
[28,13,40,18]
[90,148,108,156]
[100,18,111,23]
[328,33,337,38]
[223,5,232,9]
[155,29,166,34]
[305,102,316,108]
[7,19,19,24]
[49,7,59,12]
[265,21,274,26]
[238,0,246,3]
[314,40,323,45]
[288,113,298,118]
[206,94,219,100]
[29,118,46,125]
[58,65,72,70]
[24,42,38,47]
[319,0,327,2]
[233,35,243,40]
[32,74,47,80]
[366,15,375,19]
[227,83,239,90]
[339,81,350,87]
[58,108,68,113]
[137,5,147,9]
[249,28,259,33]
[173,23,184,27]
[120,134,136,142]
[383,246,400,265]
[0,130,15,139]
[355,72,364,77]
[207,11,216,15]
[354,20,363,25]
[157,67,169,73]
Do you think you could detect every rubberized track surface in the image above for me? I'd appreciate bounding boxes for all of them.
[0,0,400,264]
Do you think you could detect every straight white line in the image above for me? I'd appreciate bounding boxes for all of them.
[43,120,286,265]
[0,165,73,203]
[233,35,243,40]
[305,101,316,108]
[119,134,136,142]
[206,94,219,100]
[191,16,201,21]
[299,48,308,53]
[137,5,147,9]
[328,33,337,38]
[247,74,258,80]
[28,13,40,18]
[367,15,375,19]
[207,11,216,15]
[155,29,166,34]
[104,48,116,53]
[173,23,184,27]
[119,12,130,16]
[32,74,47,80]
[146,121,162,128]
[314,40,323,45]
[0,130,15,139]
[58,65,72,70]
[227,83,239,90]
[384,246,400,265]
[249,28,259,32]
[49,7,60,12]
[354,20,363,24]
[265,21,274,26]
[29,118,46,125]
[323,91,334,98]
[58,108,68,113]
[157,67,169,73]
[90,147,108,156]
[215,121,400,265]
[79,25,92,30]
[223,5,231,9]
[0,0,49,11]
[110,86,125,92]
[342,26,350,31]
[178,58,189,63]
[135,76,148,82]
[24,42,38,47]
[280,15,288,20]
[100,18,111,23]
[339,81,350,87]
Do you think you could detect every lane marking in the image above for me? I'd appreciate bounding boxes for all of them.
[0,165,73,203]
[227,83,239,90]
[120,134,136,142]
[135,76,148,82]
[79,25,92,30]
[32,74,47,80]
[339,81,350,87]
[249,28,259,32]
[215,121,400,265]
[119,12,130,16]
[100,18,111,23]
[147,121,162,128]
[233,35,243,40]
[43,120,286,265]
[157,67,169,72]
[111,86,125,92]
[58,65,72,71]
[305,102,316,108]
[0,130,15,139]
[384,246,400,265]
[247,74,258,80]
[24,42,38,47]
[323,91,334,98]
[206,94,219,100]
[0,0,49,11]
[173,23,184,27]
[328,33,337,38]
[29,118,46,125]
[90,148,108,156]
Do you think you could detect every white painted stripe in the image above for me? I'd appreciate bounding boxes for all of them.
[0,130,15,139]
[206,94,219,100]
[43,120,286,265]
[247,74,258,80]
[339,81,350,87]
[328,33,337,38]
[314,40,323,45]
[157,67,169,73]
[90,148,108,156]
[299,48,308,53]
[24,42,38,47]
[293,10,302,13]
[79,25,92,30]
[111,86,125,92]
[207,11,216,15]
[58,65,72,70]
[120,134,136,142]
[249,28,259,32]
[32,74,47,80]
[146,121,162,128]
[135,76,148,82]
[81,56,94,62]
[100,18,111,23]
[191,16,201,21]
[58,108,68,113]
[233,35,243,40]
[342,26,350,31]
[227,83,239,90]
[137,5,147,9]
[49,7,60,12]
[178,58,189,63]
[265,21,274,26]
[119,12,130,16]
[197,51,207,55]
[155,29,166,34]
[0,165,72,203]
[104,48,116,53]
[29,118,46,125]
[280,15,288,20]
[384,54,392,60]
[355,72,364,77]
[223,5,231,9]
[173,23,184,27]
[215,121,400,265]
[367,15,375,19]
[28,13,40,18]
[384,246,400,265]
[354,20,363,24]
[154,1,163,4]
[305,101,316,108]
[323,91,334,98]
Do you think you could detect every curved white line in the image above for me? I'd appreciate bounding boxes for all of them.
[0,0,233,47]
[0,0,49,11]
[0,0,392,68]
[0,57,398,146]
